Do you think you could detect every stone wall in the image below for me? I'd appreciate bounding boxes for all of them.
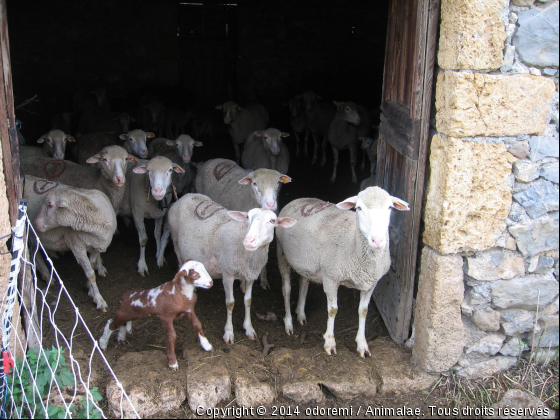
[414,0,559,378]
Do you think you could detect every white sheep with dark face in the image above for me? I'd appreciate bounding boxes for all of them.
[276,186,410,358]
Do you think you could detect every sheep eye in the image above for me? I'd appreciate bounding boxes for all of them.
[356,206,362,211]
[252,182,257,186]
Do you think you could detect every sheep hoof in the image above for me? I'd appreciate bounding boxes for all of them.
[298,319,307,326]
[260,279,270,290]
[223,332,234,344]
[169,363,179,370]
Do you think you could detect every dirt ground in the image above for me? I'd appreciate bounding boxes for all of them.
[33,120,477,418]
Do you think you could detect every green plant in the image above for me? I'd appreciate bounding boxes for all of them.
[7,346,103,419]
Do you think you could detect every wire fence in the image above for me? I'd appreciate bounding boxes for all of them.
[0,200,140,419]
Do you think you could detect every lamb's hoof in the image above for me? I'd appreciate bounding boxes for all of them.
[223,331,234,344]
[324,346,337,356]
[246,330,257,341]
[357,348,371,359]
[169,363,179,370]
[298,319,307,326]
[138,269,148,277]
[284,317,294,335]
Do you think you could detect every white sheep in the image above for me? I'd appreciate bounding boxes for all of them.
[215,101,268,164]
[276,186,410,357]
[19,130,75,160]
[148,135,203,195]
[119,129,155,159]
[21,145,138,213]
[118,156,184,276]
[242,128,291,175]
[300,91,336,165]
[327,100,361,184]
[25,175,117,311]
[167,193,296,343]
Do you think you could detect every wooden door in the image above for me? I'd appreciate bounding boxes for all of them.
[373,0,440,344]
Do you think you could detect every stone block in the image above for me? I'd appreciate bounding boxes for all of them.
[543,296,559,315]
[541,162,559,183]
[528,314,559,348]
[513,160,540,182]
[499,336,529,357]
[513,2,559,68]
[472,307,501,332]
[465,332,506,357]
[412,247,465,372]
[186,355,230,412]
[436,72,556,137]
[235,370,275,408]
[490,389,556,419]
[457,356,517,379]
[501,309,537,335]
[529,136,559,161]
[509,212,559,257]
[466,249,525,281]
[508,141,530,160]
[438,0,507,70]
[423,135,512,254]
[491,275,559,310]
[106,351,186,418]
[513,180,559,219]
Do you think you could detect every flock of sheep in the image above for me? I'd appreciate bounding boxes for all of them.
[18,88,408,367]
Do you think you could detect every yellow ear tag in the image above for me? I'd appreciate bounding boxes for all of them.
[281,176,291,184]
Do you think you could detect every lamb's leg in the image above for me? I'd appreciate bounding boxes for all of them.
[187,311,213,352]
[259,265,270,290]
[277,241,294,335]
[133,214,149,276]
[356,286,375,358]
[311,132,320,165]
[99,320,115,350]
[72,247,108,311]
[161,316,179,370]
[322,279,339,355]
[330,146,339,183]
[223,275,236,344]
[296,277,309,325]
[242,279,257,340]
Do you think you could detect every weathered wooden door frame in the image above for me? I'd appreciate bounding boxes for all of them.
[373,0,440,344]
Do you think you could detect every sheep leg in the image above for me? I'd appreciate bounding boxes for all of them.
[223,275,236,344]
[322,280,339,355]
[187,312,213,352]
[154,217,163,263]
[296,277,309,325]
[311,133,320,165]
[72,247,108,311]
[233,142,241,164]
[259,266,270,290]
[349,143,358,184]
[277,241,294,335]
[89,251,107,277]
[99,319,116,350]
[157,220,171,268]
[161,316,179,369]
[294,131,301,157]
[243,279,257,340]
[356,286,375,358]
[330,146,339,183]
[133,215,149,276]
[303,128,310,157]
[320,135,328,167]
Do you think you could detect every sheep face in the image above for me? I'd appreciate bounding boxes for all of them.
[335,101,361,126]
[337,187,410,250]
[119,129,154,159]
[34,194,65,232]
[37,130,75,159]
[166,134,203,163]
[228,208,296,251]
[256,128,289,156]
[86,145,137,187]
[238,170,291,212]
[179,260,213,289]
[302,91,321,112]
[133,156,184,200]
[216,101,241,125]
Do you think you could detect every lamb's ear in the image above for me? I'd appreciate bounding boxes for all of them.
[280,175,291,184]
[66,135,75,142]
[392,197,410,211]
[238,173,254,184]
[275,217,297,228]
[172,270,188,282]
[172,163,185,174]
[133,165,148,174]
[227,211,249,222]
[146,132,155,139]
[86,154,101,164]
[336,196,358,210]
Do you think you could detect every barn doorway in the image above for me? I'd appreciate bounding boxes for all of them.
[2,0,439,350]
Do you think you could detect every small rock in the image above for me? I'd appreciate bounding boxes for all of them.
[467,249,525,281]
[186,358,230,411]
[540,162,559,183]
[528,314,559,348]
[489,389,556,419]
[529,136,559,162]
[491,275,559,310]
[282,381,324,404]
[501,309,537,335]
[235,370,275,407]
[499,336,529,357]
[465,332,506,356]
[543,296,559,315]
[472,307,501,332]
[508,141,530,159]
[457,356,517,379]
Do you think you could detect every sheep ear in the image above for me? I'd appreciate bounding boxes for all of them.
[215,105,223,110]
[172,270,188,282]
[37,136,47,144]
[227,211,249,222]
[254,131,264,137]
[235,105,242,111]
[57,198,70,209]
[194,141,203,147]
[276,217,297,228]
[127,156,138,164]
[66,136,75,142]
[336,196,358,210]
[280,132,290,138]
[392,197,410,211]
[133,165,148,174]
[172,164,185,174]
[119,134,128,140]
[146,132,155,139]
[165,140,175,147]
[280,175,291,184]
[238,174,253,185]
[86,154,101,163]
